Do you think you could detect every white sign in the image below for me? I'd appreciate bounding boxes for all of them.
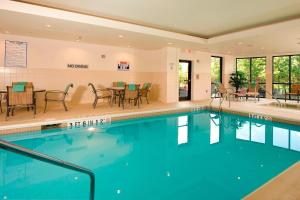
[5,40,27,68]
[249,113,272,121]
[67,116,111,128]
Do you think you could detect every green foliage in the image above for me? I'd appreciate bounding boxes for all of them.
[237,57,266,83]
[179,63,188,87]
[211,57,221,84]
[229,71,246,92]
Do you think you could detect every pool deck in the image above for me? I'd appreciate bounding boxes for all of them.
[244,162,300,200]
[1,98,300,199]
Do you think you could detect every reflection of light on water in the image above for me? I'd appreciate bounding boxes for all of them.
[178,126,188,145]
[178,116,188,126]
[237,176,241,180]
[3,196,7,200]
[178,116,188,145]
[116,189,121,194]
[166,171,171,177]
[74,176,79,180]
[87,127,96,132]
[210,119,219,144]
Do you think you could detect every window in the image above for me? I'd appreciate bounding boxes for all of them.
[211,56,222,96]
[236,57,266,97]
[273,55,300,100]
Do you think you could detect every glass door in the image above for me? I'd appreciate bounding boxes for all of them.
[179,60,192,101]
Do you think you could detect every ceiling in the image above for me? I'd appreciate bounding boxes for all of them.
[0,0,300,56]
[16,0,300,38]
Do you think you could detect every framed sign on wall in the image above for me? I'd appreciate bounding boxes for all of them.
[117,61,130,71]
[5,40,28,68]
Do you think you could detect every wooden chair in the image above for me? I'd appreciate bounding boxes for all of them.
[88,83,112,109]
[139,83,152,104]
[285,84,300,103]
[44,83,73,112]
[6,82,35,119]
[121,84,140,109]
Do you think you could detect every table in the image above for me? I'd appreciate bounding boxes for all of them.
[0,89,46,107]
[0,89,46,94]
[107,87,125,107]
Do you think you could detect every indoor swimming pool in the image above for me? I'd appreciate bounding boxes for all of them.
[1,110,300,200]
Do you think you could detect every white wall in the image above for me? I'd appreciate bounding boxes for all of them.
[0,34,166,104]
[0,33,240,105]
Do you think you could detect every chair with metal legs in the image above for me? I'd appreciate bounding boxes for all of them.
[44,83,74,112]
[0,93,2,113]
[88,83,112,109]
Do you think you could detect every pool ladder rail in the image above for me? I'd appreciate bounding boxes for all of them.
[0,139,95,200]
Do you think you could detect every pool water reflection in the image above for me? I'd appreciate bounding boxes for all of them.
[1,110,300,200]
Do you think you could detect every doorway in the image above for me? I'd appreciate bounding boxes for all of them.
[179,60,192,101]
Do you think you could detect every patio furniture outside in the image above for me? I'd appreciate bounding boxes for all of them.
[285,84,300,103]
[44,83,74,112]
[88,83,112,109]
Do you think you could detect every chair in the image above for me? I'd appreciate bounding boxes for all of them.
[88,83,112,109]
[121,84,140,109]
[246,78,260,102]
[0,93,2,113]
[231,88,247,101]
[139,83,152,104]
[44,83,73,112]
[285,84,300,103]
[112,81,126,104]
[6,82,35,119]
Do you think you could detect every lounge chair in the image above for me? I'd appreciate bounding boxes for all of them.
[231,88,247,101]
[44,83,73,112]
[6,82,35,119]
[246,78,260,102]
[285,84,300,103]
[88,83,112,109]
[121,84,140,109]
[139,83,151,104]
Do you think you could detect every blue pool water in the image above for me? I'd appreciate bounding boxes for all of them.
[1,110,300,200]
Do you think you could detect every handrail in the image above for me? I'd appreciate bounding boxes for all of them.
[0,139,95,200]
[265,90,282,106]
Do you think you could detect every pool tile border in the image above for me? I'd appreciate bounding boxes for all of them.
[1,104,300,135]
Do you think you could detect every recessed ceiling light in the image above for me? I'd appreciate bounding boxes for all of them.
[45,24,51,28]
[168,42,173,45]
[118,35,124,38]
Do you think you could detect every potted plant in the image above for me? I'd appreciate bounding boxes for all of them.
[229,72,246,92]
